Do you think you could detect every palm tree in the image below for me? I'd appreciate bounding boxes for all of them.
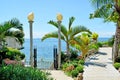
[42,16,91,56]
[90,0,120,62]
[0,18,24,49]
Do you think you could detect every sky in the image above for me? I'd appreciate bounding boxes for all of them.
[0,0,116,38]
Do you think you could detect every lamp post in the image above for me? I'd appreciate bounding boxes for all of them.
[27,12,34,67]
[56,13,63,69]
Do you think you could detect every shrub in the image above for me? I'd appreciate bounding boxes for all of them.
[107,36,114,47]
[114,62,120,69]
[76,65,84,73]
[62,63,69,71]
[72,62,78,67]
[65,65,74,72]
[90,44,99,50]
[0,47,25,62]
[6,47,25,60]
[78,60,85,65]
[0,64,52,80]
[70,49,78,59]
[115,56,120,62]
[61,52,68,63]
[71,69,79,77]
[97,42,103,47]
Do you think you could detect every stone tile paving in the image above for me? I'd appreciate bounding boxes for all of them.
[83,47,120,80]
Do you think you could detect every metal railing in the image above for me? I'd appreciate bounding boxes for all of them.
[25,58,53,69]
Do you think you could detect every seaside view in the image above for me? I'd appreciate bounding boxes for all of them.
[1,0,120,80]
[21,38,110,61]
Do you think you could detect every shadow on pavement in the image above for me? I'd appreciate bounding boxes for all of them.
[98,52,107,55]
[85,61,106,67]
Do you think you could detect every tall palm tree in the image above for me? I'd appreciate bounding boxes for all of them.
[0,18,24,49]
[42,16,91,56]
[90,0,120,62]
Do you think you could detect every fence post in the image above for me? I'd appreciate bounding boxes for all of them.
[34,47,37,68]
[54,46,58,69]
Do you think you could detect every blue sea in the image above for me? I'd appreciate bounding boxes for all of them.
[21,38,109,62]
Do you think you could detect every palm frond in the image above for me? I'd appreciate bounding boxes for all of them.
[61,25,68,38]
[48,20,67,39]
[91,0,114,8]
[90,3,114,22]
[48,20,58,28]
[41,31,65,41]
[68,16,75,30]
[0,22,12,34]
[70,26,91,39]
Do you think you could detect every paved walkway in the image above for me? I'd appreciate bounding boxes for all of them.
[83,47,120,80]
[47,70,73,80]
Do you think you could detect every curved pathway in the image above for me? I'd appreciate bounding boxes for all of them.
[83,47,120,80]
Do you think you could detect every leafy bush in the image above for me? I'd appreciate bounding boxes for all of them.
[0,64,52,80]
[0,47,25,61]
[62,59,84,78]
[70,49,78,59]
[62,62,69,71]
[97,42,103,47]
[78,60,85,65]
[90,44,99,50]
[107,35,114,47]
[114,62,120,69]
[61,52,68,63]
[6,47,25,60]
[71,69,79,77]
[76,65,84,73]
[115,56,120,62]
[72,62,78,67]
[61,49,79,63]
[65,65,74,72]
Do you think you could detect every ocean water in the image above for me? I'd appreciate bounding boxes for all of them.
[21,38,109,62]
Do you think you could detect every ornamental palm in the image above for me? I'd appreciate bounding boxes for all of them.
[90,0,120,62]
[42,16,91,55]
[70,33,91,60]
[0,18,24,48]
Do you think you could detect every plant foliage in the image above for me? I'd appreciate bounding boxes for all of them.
[0,64,52,80]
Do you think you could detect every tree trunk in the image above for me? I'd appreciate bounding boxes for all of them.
[112,23,120,63]
[66,42,70,58]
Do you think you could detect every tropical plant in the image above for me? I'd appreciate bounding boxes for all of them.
[61,59,84,78]
[0,64,53,80]
[42,16,91,56]
[0,18,24,49]
[6,47,25,60]
[0,47,25,64]
[90,0,120,62]
[70,33,91,60]
[108,35,114,46]
[91,32,99,43]
[71,69,79,77]
[61,48,78,63]
[5,22,24,46]
[114,62,120,69]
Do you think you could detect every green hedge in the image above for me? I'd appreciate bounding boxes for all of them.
[62,59,84,77]
[0,64,52,80]
[114,62,120,69]
[4,47,25,60]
